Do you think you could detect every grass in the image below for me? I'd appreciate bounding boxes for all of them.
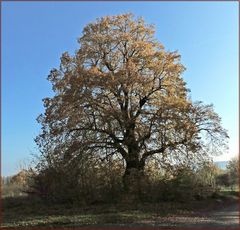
[2,197,179,227]
[2,190,238,228]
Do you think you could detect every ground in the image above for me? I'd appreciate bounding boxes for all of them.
[2,191,239,228]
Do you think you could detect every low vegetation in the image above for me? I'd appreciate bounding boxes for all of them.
[2,157,239,228]
[2,188,238,228]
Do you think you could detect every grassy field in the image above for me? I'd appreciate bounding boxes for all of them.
[2,190,238,228]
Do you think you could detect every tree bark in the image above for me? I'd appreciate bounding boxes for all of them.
[121,117,147,198]
[122,150,145,196]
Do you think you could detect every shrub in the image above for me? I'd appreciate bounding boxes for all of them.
[27,157,124,204]
[2,170,29,197]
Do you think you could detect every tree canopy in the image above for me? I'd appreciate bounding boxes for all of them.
[35,13,228,189]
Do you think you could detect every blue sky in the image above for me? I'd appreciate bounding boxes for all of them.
[2,2,238,176]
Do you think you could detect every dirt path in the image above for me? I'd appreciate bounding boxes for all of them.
[147,203,240,228]
[97,202,240,228]
[191,203,240,228]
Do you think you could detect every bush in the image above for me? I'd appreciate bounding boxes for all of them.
[140,164,219,202]
[2,170,29,197]
[216,173,231,187]
[27,156,124,204]
[27,155,220,204]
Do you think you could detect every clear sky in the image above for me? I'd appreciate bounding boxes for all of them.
[2,2,238,176]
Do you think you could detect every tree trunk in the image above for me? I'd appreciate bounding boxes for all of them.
[122,152,145,199]
[122,122,146,199]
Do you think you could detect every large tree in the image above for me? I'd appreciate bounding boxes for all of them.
[36,14,228,191]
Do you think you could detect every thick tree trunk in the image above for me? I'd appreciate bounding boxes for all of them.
[122,151,145,198]
[122,121,146,199]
